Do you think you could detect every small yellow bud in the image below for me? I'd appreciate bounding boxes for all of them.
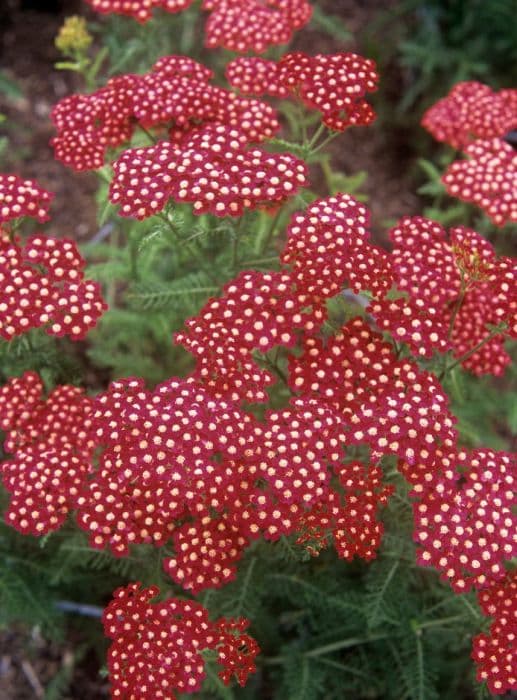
[55,16,93,56]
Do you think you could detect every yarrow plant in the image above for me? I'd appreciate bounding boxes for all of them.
[422,81,517,226]
[0,5,515,700]
[0,175,106,341]
[85,0,313,53]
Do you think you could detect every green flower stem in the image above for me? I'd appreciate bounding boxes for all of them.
[263,633,389,665]
[240,255,279,268]
[309,130,340,156]
[416,614,466,630]
[439,325,505,379]
[262,351,289,387]
[447,274,467,341]
[137,123,157,144]
[255,207,284,255]
[296,103,309,145]
[231,216,245,273]
[95,168,112,185]
[306,122,326,151]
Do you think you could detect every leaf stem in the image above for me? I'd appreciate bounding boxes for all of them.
[439,325,505,379]
[306,122,326,151]
[138,123,157,144]
[310,131,340,155]
[447,274,467,341]
[256,207,283,255]
[417,614,465,630]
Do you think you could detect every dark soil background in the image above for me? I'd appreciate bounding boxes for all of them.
[0,1,452,697]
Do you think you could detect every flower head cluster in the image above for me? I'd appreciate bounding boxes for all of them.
[86,0,312,53]
[295,461,393,560]
[52,55,279,171]
[0,372,94,535]
[86,0,194,23]
[422,82,517,225]
[76,376,256,560]
[443,138,517,226]
[281,193,392,305]
[289,318,457,480]
[0,174,53,224]
[176,270,316,403]
[109,125,307,219]
[203,0,312,54]
[0,233,107,340]
[472,571,517,695]
[414,449,516,593]
[227,52,379,131]
[422,82,517,150]
[369,217,516,374]
[103,582,259,698]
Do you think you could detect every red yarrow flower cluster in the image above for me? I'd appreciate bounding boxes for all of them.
[0,371,95,535]
[443,138,517,226]
[227,52,379,131]
[414,449,516,593]
[203,0,312,54]
[52,55,279,171]
[289,318,457,481]
[369,217,516,373]
[176,270,317,403]
[422,82,517,226]
[86,0,312,53]
[109,125,307,219]
[0,233,107,340]
[472,571,517,695]
[281,193,392,307]
[86,0,193,23]
[422,82,517,150]
[295,461,393,560]
[76,376,257,558]
[0,174,53,224]
[103,582,259,698]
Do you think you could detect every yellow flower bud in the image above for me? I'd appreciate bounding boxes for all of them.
[55,16,93,55]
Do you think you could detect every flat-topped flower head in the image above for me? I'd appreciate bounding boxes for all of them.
[0,372,43,438]
[226,58,289,98]
[203,0,312,53]
[369,217,516,371]
[164,516,248,593]
[422,82,517,150]
[414,449,516,593]
[422,82,517,225]
[288,317,456,479]
[87,0,311,51]
[472,571,517,695]
[288,317,398,414]
[51,75,139,171]
[109,125,307,220]
[0,174,53,224]
[0,376,94,457]
[296,461,393,561]
[77,376,258,556]
[0,234,107,341]
[103,582,259,698]
[86,0,194,22]
[227,52,379,131]
[443,138,517,226]
[0,372,95,536]
[259,399,347,507]
[52,56,280,171]
[281,193,393,308]
[175,270,315,403]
